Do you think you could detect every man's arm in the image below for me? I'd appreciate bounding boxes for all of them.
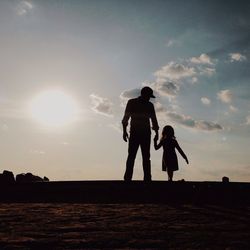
[121,100,131,142]
[154,137,163,150]
[151,104,159,139]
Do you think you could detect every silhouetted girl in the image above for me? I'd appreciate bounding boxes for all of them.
[154,125,188,181]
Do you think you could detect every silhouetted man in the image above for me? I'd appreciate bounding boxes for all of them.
[122,86,159,181]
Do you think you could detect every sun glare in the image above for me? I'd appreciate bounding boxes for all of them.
[30,90,79,127]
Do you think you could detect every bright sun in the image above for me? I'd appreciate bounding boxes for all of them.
[30,90,79,127]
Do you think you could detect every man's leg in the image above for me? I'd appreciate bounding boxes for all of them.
[141,133,151,181]
[124,133,139,181]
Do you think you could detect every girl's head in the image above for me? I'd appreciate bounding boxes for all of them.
[161,125,175,140]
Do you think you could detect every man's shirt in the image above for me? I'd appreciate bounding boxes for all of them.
[122,97,159,133]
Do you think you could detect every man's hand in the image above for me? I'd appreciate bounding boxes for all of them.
[123,131,129,142]
[154,134,158,142]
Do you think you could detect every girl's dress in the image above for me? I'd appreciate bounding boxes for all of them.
[162,138,179,172]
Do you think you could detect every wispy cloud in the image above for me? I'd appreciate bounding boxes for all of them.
[229,52,247,62]
[120,80,180,102]
[208,35,250,58]
[190,53,214,65]
[188,53,217,79]
[191,77,198,84]
[29,149,45,155]
[200,67,216,76]
[120,88,140,100]
[108,122,122,133]
[167,111,195,128]
[229,105,238,113]
[166,111,223,131]
[195,120,223,131]
[201,97,211,106]
[90,94,113,116]
[152,80,180,98]
[17,1,33,16]
[217,89,233,104]
[246,115,250,125]
[154,62,196,80]
[119,88,141,107]
[154,102,167,113]
[165,39,180,47]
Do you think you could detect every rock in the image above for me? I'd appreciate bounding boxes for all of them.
[0,170,15,184]
[16,173,26,183]
[178,179,185,182]
[43,176,49,182]
[16,173,45,183]
[26,172,43,182]
[222,176,229,183]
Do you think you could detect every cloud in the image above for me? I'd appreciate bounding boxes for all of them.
[191,77,198,84]
[166,111,223,131]
[217,89,233,103]
[188,53,217,79]
[90,94,113,116]
[120,78,180,102]
[108,122,122,133]
[201,97,211,106]
[200,67,216,76]
[29,150,45,155]
[119,88,141,107]
[229,53,247,62]
[195,120,223,131]
[190,53,214,65]
[154,102,167,113]
[154,62,196,80]
[167,112,195,127]
[229,105,238,112]
[246,115,250,125]
[152,80,180,97]
[119,87,222,132]
[17,1,33,16]
[165,39,180,47]
[208,35,250,58]
[119,88,140,100]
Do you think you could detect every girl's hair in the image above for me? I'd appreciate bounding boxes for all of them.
[161,125,176,140]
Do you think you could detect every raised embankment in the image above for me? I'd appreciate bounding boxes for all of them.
[1,181,250,204]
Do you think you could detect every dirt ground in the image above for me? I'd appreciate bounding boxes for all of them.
[0,203,250,249]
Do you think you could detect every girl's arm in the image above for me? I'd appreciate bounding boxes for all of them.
[154,137,163,150]
[175,140,189,164]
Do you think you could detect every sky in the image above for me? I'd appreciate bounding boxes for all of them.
[0,0,250,181]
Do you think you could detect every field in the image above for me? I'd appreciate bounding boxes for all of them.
[1,203,250,249]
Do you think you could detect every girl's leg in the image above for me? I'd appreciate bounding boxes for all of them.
[167,170,173,182]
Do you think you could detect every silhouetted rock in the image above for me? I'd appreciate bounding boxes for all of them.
[0,170,15,184]
[16,174,25,183]
[178,179,185,182]
[43,176,49,182]
[16,173,46,183]
[222,176,229,183]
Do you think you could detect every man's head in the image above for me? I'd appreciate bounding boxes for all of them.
[140,86,155,101]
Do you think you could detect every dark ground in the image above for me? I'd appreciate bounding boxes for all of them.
[1,181,250,249]
[0,203,250,249]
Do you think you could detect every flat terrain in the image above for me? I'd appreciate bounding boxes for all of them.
[1,181,250,203]
[1,203,250,249]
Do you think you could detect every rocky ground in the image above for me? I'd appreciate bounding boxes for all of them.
[0,203,250,249]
